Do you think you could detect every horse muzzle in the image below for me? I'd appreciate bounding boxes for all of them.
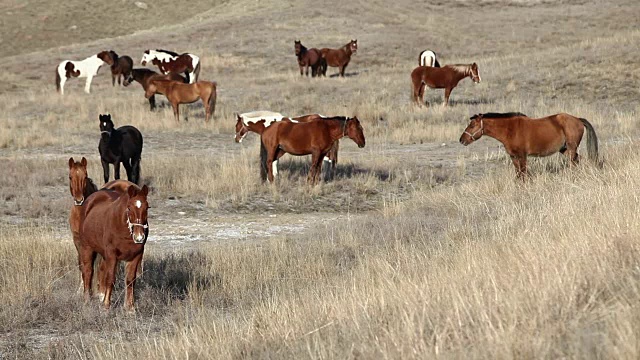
[132,234,146,244]
[141,60,147,66]
[74,196,85,206]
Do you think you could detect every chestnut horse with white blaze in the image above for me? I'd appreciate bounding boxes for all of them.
[411,63,481,106]
[141,49,200,84]
[320,39,357,77]
[55,51,112,94]
[145,80,217,122]
[260,117,365,184]
[459,112,599,179]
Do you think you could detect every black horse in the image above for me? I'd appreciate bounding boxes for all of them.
[98,114,144,184]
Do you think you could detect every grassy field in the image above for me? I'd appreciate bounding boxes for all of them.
[1,0,640,358]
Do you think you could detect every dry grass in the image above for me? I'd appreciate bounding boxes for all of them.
[2,0,640,358]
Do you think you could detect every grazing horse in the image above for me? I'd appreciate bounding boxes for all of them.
[260,117,365,184]
[141,49,200,84]
[411,63,481,106]
[99,114,144,184]
[55,51,112,94]
[102,50,134,86]
[459,112,599,180]
[79,183,150,310]
[145,80,217,122]
[419,49,441,67]
[123,68,186,111]
[234,112,342,180]
[294,40,325,77]
[320,39,357,77]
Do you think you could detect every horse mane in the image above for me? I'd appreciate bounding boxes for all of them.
[473,112,528,120]
[155,49,180,57]
[444,64,472,74]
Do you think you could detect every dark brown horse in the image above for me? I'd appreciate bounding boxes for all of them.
[145,80,217,122]
[411,63,481,106]
[102,51,134,86]
[123,68,186,111]
[79,184,149,310]
[294,40,325,77]
[320,39,357,77]
[260,117,365,184]
[141,49,200,84]
[459,112,599,179]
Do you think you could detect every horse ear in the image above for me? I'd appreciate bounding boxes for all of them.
[127,185,137,198]
[140,185,149,197]
[68,158,74,168]
[81,157,87,167]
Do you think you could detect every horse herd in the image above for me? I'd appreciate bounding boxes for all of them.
[57,42,600,311]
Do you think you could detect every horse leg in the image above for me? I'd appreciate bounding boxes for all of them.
[114,161,121,180]
[122,158,134,183]
[124,252,144,311]
[173,103,180,122]
[101,256,118,310]
[149,95,156,111]
[97,257,107,302]
[59,77,66,95]
[444,87,452,106]
[342,63,349,77]
[79,248,96,303]
[329,141,339,180]
[101,159,110,184]
[310,152,325,184]
[267,151,277,183]
[84,75,93,94]
[117,74,122,86]
[131,155,142,184]
[511,155,528,181]
[111,74,116,87]
[299,65,303,76]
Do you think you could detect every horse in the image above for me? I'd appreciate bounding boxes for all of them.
[235,112,342,180]
[411,63,481,106]
[145,80,217,122]
[320,39,357,77]
[102,50,133,86]
[294,40,325,77]
[79,183,150,310]
[459,112,599,180]
[55,51,112,94]
[419,49,441,67]
[98,114,144,184]
[122,68,186,111]
[260,117,365,184]
[140,49,200,84]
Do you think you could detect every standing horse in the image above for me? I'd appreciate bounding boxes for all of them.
[123,68,186,111]
[102,50,134,86]
[55,51,112,94]
[459,112,599,180]
[141,49,200,84]
[260,117,365,184]
[79,184,150,310]
[294,40,325,77]
[145,80,217,122]
[320,39,357,77]
[99,114,144,184]
[419,49,441,67]
[411,63,481,106]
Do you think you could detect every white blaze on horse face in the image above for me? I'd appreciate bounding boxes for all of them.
[135,200,142,208]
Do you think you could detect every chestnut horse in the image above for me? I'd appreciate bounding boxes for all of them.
[99,114,144,184]
[55,51,112,94]
[145,80,217,122]
[79,183,149,310]
[123,68,186,111]
[459,112,599,179]
[260,117,365,184]
[320,39,357,77]
[102,50,133,86]
[141,49,200,84]
[411,63,481,106]
[294,40,325,77]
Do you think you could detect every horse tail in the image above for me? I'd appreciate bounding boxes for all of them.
[208,82,217,119]
[194,60,201,82]
[579,118,599,162]
[434,58,441,68]
[55,66,61,92]
[259,139,268,182]
[418,51,423,66]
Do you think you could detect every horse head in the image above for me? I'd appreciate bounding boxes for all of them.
[68,157,88,205]
[126,185,150,244]
[294,40,303,56]
[99,114,115,137]
[234,114,249,143]
[97,50,114,65]
[140,50,153,66]
[460,114,484,145]
[122,69,135,86]
[345,117,365,148]
[349,39,358,54]
[470,63,481,83]
[145,81,159,99]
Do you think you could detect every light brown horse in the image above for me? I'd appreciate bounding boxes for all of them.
[411,63,481,106]
[320,39,357,77]
[459,112,599,179]
[145,80,217,122]
[123,68,186,111]
[260,117,365,184]
[80,184,149,310]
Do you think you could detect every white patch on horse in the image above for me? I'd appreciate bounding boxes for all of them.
[56,53,106,95]
[323,157,331,162]
[273,160,278,176]
[135,200,142,208]
[420,50,437,67]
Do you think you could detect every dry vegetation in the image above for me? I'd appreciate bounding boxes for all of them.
[1,0,640,358]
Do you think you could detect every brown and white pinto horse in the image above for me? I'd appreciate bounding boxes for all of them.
[123,68,186,111]
[141,49,200,84]
[411,63,481,106]
[459,112,599,180]
[145,80,217,122]
[79,183,150,310]
[56,51,112,94]
[260,117,365,184]
[294,40,325,77]
[320,39,357,77]
[102,50,133,86]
